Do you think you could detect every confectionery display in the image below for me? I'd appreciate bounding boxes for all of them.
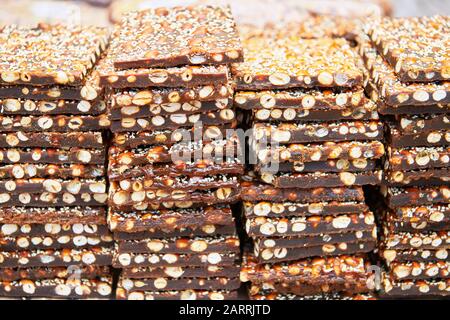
[0,1,448,301]
[100,5,244,300]
[235,22,383,300]
[360,15,450,298]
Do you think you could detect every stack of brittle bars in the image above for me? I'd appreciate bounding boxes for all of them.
[360,15,450,298]
[235,25,384,300]
[98,5,246,300]
[0,24,113,299]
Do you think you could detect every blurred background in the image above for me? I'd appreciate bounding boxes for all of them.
[0,0,449,27]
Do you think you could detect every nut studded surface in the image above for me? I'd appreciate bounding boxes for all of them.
[237,18,384,299]
[0,24,108,86]
[234,89,369,110]
[0,24,111,299]
[233,34,363,90]
[364,16,450,298]
[102,5,243,300]
[359,36,450,107]
[97,52,230,89]
[367,16,450,83]
[0,277,113,299]
[0,71,104,101]
[111,6,243,69]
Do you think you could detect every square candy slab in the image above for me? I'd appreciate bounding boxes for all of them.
[0,24,108,86]
[111,5,243,69]
[367,16,450,83]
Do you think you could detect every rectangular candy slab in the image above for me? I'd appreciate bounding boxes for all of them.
[0,178,106,194]
[0,73,103,102]
[113,224,237,241]
[233,35,363,90]
[0,99,107,116]
[110,174,238,193]
[386,146,450,171]
[109,185,240,210]
[110,196,238,212]
[241,254,370,283]
[0,277,113,299]
[249,281,371,297]
[381,248,450,265]
[118,276,241,292]
[234,89,368,110]
[0,24,108,86]
[99,59,230,89]
[366,16,450,83]
[256,159,378,174]
[0,207,106,225]
[258,170,383,188]
[0,247,113,268]
[254,229,376,250]
[234,16,357,44]
[108,206,233,233]
[377,101,450,115]
[110,124,238,148]
[112,252,238,268]
[109,160,243,180]
[386,124,449,148]
[110,109,236,132]
[0,148,106,165]
[243,201,368,218]
[384,168,450,187]
[388,261,450,281]
[0,223,110,238]
[245,212,375,238]
[109,99,231,119]
[241,182,365,203]
[383,205,450,232]
[0,164,105,180]
[252,121,383,144]
[0,132,104,148]
[0,266,110,282]
[252,103,379,122]
[250,292,376,301]
[117,235,240,254]
[116,288,238,300]
[0,192,108,207]
[365,81,450,115]
[254,241,376,263]
[267,16,360,41]
[383,186,450,208]
[109,84,233,107]
[381,276,450,298]
[382,230,450,251]
[395,114,450,134]
[387,205,450,232]
[391,204,450,220]
[254,141,385,165]
[109,138,242,166]
[121,265,240,279]
[110,6,243,69]
[0,234,113,251]
[0,115,110,132]
[359,38,450,107]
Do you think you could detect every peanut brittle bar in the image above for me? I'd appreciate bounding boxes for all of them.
[0,24,108,86]
[110,6,243,69]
